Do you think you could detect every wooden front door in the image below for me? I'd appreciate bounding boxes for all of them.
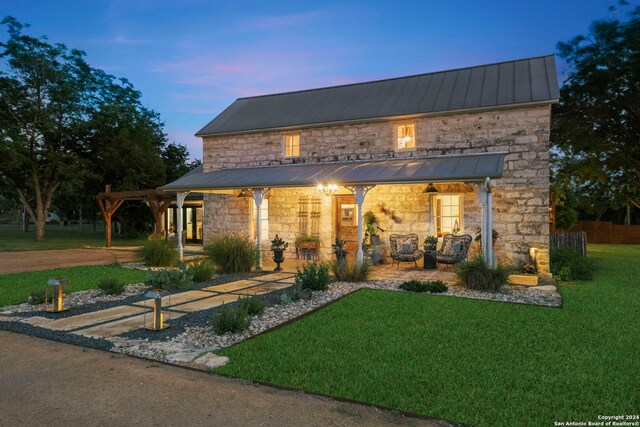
[335,195,358,253]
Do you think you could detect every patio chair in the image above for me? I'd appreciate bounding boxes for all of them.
[389,233,424,269]
[436,234,472,265]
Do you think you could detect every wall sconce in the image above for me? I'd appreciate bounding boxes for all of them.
[317,183,338,196]
[237,188,254,198]
[144,290,171,331]
[423,183,439,194]
[46,278,69,313]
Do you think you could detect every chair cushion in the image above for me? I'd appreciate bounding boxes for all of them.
[399,241,413,254]
[450,242,463,254]
[442,238,453,255]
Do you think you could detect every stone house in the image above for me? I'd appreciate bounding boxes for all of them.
[162,55,559,271]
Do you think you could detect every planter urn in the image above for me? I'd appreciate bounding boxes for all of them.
[271,247,286,271]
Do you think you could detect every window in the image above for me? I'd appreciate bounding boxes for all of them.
[251,199,269,242]
[284,134,300,157]
[434,195,461,237]
[395,123,416,150]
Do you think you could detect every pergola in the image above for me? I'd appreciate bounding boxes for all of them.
[96,185,175,247]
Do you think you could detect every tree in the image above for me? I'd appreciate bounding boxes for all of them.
[162,142,201,183]
[552,3,640,224]
[0,17,195,241]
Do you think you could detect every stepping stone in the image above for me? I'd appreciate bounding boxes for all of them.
[132,290,213,308]
[202,280,261,293]
[170,293,240,313]
[234,282,293,296]
[73,312,184,338]
[192,352,229,369]
[255,273,295,282]
[41,305,149,331]
[275,276,296,284]
[20,316,50,327]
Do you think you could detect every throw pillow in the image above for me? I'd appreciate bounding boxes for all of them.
[399,241,413,254]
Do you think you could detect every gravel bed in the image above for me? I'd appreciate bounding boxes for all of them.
[0,319,114,351]
[2,284,150,317]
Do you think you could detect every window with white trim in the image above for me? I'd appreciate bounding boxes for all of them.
[395,123,416,150]
[434,194,461,237]
[284,134,300,157]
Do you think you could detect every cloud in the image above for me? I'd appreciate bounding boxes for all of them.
[89,34,152,44]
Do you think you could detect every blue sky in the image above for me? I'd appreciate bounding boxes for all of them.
[2,0,621,159]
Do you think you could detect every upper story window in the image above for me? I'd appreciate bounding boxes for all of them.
[395,123,416,150]
[284,134,300,157]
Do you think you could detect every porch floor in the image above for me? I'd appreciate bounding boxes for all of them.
[261,257,457,284]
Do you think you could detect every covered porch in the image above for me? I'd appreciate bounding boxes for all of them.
[160,152,507,270]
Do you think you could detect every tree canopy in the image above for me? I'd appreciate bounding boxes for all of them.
[552,4,640,224]
[0,17,198,240]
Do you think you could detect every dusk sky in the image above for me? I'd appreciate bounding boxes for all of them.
[2,0,620,159]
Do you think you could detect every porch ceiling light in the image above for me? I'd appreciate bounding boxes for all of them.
[423,183,439,194]
[237,188,254,198]
[317,183,338,196]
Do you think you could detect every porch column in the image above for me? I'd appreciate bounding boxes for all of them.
[346,185,374,263]
[253,188,265,270]
[475,184,489,264]
[176,191,188,261]
[485,177,495,267]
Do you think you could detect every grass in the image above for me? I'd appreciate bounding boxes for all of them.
[216,244,640,426]
[0,266,146,306]
[0,224,144,252]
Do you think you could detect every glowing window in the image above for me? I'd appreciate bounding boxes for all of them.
[396,123,416,150]
[434,195,461,237]
[284,134,300,157]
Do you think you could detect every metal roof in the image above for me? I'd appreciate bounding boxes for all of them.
[196,55,559,137]
[160,152,507,192]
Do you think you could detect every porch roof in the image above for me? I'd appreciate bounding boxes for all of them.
[160,152,507,192]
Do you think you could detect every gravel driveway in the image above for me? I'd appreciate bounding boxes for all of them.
[0,248,139,274]
[0,331,450,427]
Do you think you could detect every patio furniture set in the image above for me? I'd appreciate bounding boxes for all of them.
[389,233,473,269]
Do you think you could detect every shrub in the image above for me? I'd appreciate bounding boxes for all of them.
[97,278,126,295]
[295,262,329,291]
[330,260,370,282]
[145,265,193,291]
[295,234,320,246]
[188,259,215,282]
[211,304,250,335]
[205,232,256,273]
[550,248,594,281]
[455,257,509,291]
[137,235,178,267]
[280,285,312,304]
[400,280,448,293]
[28,288,47,305]
[238,296,265,316]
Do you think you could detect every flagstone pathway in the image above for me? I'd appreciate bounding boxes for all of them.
[15,272,296,340]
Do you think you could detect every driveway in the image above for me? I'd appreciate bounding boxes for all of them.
[0,331,448,427]
[0,248,139,274]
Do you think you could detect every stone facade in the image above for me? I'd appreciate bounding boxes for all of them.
[201,105,551,267]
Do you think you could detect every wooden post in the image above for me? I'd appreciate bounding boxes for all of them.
[97,185,124,248]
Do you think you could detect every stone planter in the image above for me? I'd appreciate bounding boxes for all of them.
[508,274,539,286]
[271,247,286,271]
[296,242,319,261]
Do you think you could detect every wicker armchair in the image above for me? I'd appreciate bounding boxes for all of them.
[389,233,424,268]
[436,234,472,265]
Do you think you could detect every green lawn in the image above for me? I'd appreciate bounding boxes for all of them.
[216,244,640,427]
[0,266,146,306]
[0,224,144,252]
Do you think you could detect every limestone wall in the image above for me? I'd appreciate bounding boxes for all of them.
[201,105,552,266]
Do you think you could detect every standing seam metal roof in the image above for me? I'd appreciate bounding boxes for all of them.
[160,152,507,192]
[196,55,559,136]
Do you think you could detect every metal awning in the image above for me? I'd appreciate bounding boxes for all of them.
[159,152,507,192]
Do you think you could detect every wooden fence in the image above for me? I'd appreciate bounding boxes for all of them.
[554,221,640,244]
[550,232,587,256]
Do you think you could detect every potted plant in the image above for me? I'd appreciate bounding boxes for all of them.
[331,238,348,264]
[424,235,438,251]
[474,228,500,247]
[270,234,289,271]
[295,234,320,260]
